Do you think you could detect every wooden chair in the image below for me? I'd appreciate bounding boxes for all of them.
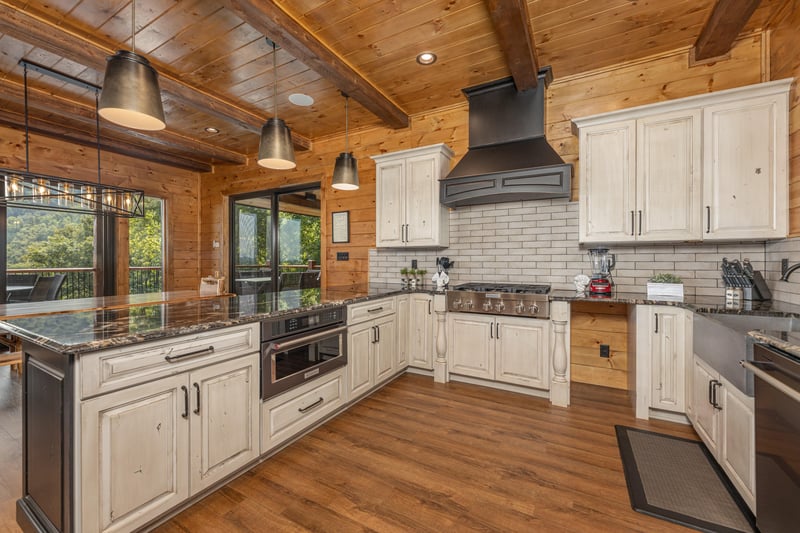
[0,334,22,374]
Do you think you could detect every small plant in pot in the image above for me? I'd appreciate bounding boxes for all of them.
[408,268,418,288]
[418,269,427,287]
[400,267,409,288]
[647,273,684,300]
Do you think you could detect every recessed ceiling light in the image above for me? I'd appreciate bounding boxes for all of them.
[416,51,437,65]
[289,93,314,107]
[204,126,220,134]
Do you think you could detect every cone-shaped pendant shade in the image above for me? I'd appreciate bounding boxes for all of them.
[258,118,296,169]
[98,50,166,131]
[332,152,359,190]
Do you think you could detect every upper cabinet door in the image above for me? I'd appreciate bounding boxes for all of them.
[405,154,439,246]
[637,110,702,242]
[579,120,637,243]
[375,160,405,247]
[703,93,789,240]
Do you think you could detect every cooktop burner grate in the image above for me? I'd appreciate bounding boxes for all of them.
[453,283,551,294]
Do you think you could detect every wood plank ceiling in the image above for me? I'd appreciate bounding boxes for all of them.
[0,0,789,173]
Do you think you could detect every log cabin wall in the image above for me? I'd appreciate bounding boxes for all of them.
[200,34,769,291]
[0,125,202,292]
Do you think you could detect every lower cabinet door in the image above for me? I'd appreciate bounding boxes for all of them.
[408,294,434,370]
[348,321,374,400]
[691,355,719,455]
[190,353,259,494]
[373,315,397,384]
[80,374,190,533]
[448,313,494,379]
[495,317,550,389]
[719,376,756,511]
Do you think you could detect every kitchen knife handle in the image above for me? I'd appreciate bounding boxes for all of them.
[706,206,711,233]
[638,210,642,236]
[630,211,635,236]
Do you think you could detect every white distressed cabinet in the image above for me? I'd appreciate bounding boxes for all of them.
[688,354,755,511]
[574,79,790,244]
[347,297,398,400]
[578,110,701,243]
[372,143,453,248]
[80,351,259,533]
[447,313,550,390]
[408,293,435,370]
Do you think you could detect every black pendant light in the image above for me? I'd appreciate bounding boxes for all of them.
[258,39,296,170]
[98,0,165,131]
[332,93,359,190]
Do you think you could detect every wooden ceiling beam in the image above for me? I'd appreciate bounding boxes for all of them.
[485,0,539,90]
[0,77,247,166]
[0,1,311,151]
[693,0,762,61]
[0,109,213,173]
[223,0,409,129]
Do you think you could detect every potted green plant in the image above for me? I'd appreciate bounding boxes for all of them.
[408,268,418,288]
[647,273,684,300]
[418,269,427,287]
[400,267,409,288]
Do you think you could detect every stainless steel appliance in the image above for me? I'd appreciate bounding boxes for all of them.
[742,344,800,532]
[446,283,550,318]
[587,248,615,294]
[261,306,347,399]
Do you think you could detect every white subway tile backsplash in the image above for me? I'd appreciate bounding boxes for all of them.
[368,200,800,299]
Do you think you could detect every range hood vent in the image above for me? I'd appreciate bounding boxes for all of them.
[441,67,572,207]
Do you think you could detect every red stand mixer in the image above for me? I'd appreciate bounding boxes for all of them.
[588,248,615,294]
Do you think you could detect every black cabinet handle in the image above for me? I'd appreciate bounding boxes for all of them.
[165,345,215,363]
[371,325,377,344]
[298,396,324,413]
[654,313,659,334]
[630,210,635,236]
[490,322,494,339]
[708,379,714,406]
[193,382,201,415]
[181,385,189,419]
[638,210,642,236]
[496,323,500,339]
[711,380,723,410]
[706,206,711,233]
[367,306,384,313]
[428,300,432,315]
[376,325,380,343]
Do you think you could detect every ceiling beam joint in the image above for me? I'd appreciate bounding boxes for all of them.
[693,0,762,61]
[485,0,539,90]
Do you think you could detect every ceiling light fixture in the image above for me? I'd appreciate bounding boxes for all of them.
[257,38,296,170]
[1,60,145,217]
[204,126,220,134]
[416,51,437,65]
[332,93,359,191]
[289,93,314,107]
[98,0,165,131]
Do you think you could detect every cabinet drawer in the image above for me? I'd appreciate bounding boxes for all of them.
[80,322,259,399]
[261,368,346,453]
[348,297,396,323]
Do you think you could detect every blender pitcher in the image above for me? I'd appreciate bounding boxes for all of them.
[587,248,615,294]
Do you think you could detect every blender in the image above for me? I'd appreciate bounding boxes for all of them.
[587,248,615,294]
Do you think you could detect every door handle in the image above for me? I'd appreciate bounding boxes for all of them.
[376,325,381,343]
[638,210,642,236]
[428,300,432,315]
[165,345,214,363]
[496,322,500,339]
[654,313,659,334]
[298,396,324,413]
[711,380,723,410]
[630,210,635,236]
[181,386,189,419]
[371,325,377,344]
[193,383,201,415]
[490,322,493,339]
[706,206,711,234]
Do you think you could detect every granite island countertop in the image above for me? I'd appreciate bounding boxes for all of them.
[0,284,442,356]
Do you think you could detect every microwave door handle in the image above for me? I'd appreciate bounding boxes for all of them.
[265,325,348,355]
[741,360,800,403]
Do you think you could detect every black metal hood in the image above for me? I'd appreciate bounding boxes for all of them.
[441,67,572,207]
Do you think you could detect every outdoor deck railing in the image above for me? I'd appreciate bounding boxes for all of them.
[7,266,162,300]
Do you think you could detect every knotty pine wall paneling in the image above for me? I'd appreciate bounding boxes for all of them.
[570,301,630,390]
[0,125,202,292]
[769,3,800,236]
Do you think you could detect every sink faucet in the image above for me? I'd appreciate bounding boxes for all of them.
[780,262,800,281]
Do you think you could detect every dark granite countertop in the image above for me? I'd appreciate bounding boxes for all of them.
[0,284,441,356]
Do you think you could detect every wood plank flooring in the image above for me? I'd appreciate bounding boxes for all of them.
[156,375,697,532]
[0,367,22,533]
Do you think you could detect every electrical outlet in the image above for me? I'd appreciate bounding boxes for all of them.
[336,252,349,261]
[411,259,418,269]
[600,344,610,358]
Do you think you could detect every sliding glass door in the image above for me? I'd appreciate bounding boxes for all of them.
[230,184,320,297]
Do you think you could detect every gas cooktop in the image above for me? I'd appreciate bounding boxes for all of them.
[448,283,551,318]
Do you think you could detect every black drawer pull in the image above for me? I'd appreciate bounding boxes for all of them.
[367,306,384,313]
[165,345,215,362]
[193,383,201,415]
[298,396,324,413]
[181,386,189,419]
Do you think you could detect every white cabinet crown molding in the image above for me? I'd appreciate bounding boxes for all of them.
[571,78,793,129]
[370,142,454,163]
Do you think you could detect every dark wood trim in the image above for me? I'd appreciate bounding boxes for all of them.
[485,0,540,90]
[693,0,761,61]
[223,0,409,130]
[0,2,312,151]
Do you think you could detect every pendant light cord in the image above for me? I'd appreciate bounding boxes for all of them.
[96,90,102,185]
[23,62,29,172]
[344,95,349,153]
[131,0,136,53]
[272,40,277,118]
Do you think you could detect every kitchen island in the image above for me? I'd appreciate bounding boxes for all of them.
[1,285,437,533]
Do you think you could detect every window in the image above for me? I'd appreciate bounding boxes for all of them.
[129,197,164,294]
[230,185,321,297]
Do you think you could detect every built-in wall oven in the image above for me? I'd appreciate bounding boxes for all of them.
[742,343,800,532]
[261,306,347,399]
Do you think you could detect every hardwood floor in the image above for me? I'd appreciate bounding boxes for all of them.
[0,369,698,532]
[156,375,697,532]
